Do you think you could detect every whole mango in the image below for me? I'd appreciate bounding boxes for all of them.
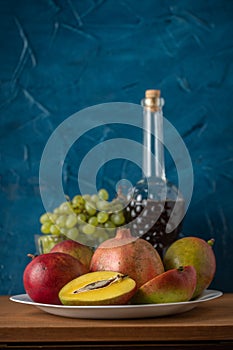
[163,236,216,298]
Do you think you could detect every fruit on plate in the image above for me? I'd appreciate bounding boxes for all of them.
[23,252,88,304]
[131,265,197,304]
[59,271,136,305]
[90,228,164,288]
[163,236,216,298]
[50,239,94,269]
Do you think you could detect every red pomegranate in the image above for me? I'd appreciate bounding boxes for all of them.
[90,228,164,288]
[23,252,88,304]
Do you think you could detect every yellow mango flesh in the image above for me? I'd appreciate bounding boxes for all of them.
[59,271,136,305]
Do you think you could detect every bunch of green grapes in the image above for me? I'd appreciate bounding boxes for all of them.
[39,189,126,247]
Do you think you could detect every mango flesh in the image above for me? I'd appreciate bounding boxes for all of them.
[163,237,216,298]
[132,266,197,304]
[59,271,136,306]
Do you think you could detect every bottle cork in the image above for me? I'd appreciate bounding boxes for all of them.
[145,89,161,99]
[143,89,161,111]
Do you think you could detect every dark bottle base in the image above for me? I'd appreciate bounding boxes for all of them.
[124,199,184,258]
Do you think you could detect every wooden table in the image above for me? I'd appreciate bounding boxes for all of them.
[0,294,233,349]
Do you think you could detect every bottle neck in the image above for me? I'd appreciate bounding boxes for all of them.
[141,96,166,182]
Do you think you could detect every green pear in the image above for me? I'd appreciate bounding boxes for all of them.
[132,266,197,304]
[163,236,216,298]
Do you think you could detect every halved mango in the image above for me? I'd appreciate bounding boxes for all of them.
[59,271,136,305]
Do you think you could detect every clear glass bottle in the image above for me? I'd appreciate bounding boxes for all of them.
[124,90,185,257]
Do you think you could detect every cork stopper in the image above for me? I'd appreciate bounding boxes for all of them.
[143,89,162,111]
[145,89,161,99]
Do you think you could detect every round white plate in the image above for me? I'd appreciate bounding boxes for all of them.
[10,289,222,319]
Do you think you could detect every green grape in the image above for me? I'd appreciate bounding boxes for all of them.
[112,203,124,212]
[72,195,84,207]
[60,227,68,235]
[59,202,73,214]
[53,207,60,215]
[91,194,99,202]
[104,220,116,229]
[66,214,78,229]
[77,213,87,224]
[97,211,109,224]
[82,194,91,201]
[72,196,85,214]
[88,216,98,226]
[110,212,125,226]
[98,188,109,201]
[104,221,116,235]
[94,225,105,236]
[41,222,52,234]
[40,212,52,224]
[73,207,82,214]
[85,201,96,216]
[55,215,67,228]
[95,229,109,242]
[50,224,61,235]
[66,227,79,240]
[38,235,64,254]
[96,200,110,211]
[49,213,58,223]
[82,223,95,235]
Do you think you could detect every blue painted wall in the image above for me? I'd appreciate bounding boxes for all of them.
[0,0,233,295]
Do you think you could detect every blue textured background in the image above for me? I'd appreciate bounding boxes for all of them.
[0,0,233,295]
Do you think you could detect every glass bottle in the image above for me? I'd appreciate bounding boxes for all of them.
[124,89,185,257]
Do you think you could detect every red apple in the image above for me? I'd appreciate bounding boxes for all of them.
[23,252,88,304]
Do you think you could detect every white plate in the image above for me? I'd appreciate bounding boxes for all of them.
[10,289,222,319]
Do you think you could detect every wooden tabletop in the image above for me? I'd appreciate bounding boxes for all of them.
[0,293,233,344]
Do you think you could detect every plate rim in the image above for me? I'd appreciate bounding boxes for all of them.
[10,289,223,310]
